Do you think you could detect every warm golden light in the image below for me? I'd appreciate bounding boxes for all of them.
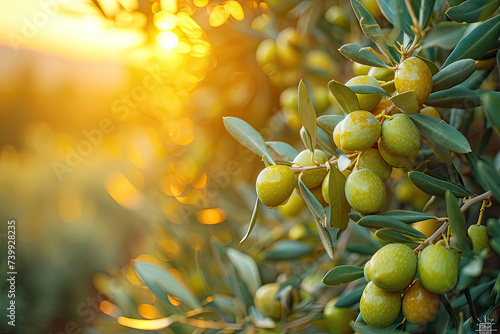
[138,304,160,319]
[117,316,173,331]
[197,208,226,225]
[100,301,115,315]
[167,295,181,306]
[157,31,179,50]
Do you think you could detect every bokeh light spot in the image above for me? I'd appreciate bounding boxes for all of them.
[197,208,226,225]
[157,31,179,50]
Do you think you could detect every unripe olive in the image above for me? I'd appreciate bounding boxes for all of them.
[355,148,392,181]
[353,62,371,76]
[256,165,295,208]
[280,87,298,111]
[418,244,459,294]
[333,120,355,154]
[381,114,421,156]
[256,39,277,74]
[395,57,433,105]
[378,139,417,168]
[468,225,490,253]
[345,169,386,214]
[325,6,350,30]
[364,260,372,282]
[277,189,305,217]
[293,149,328,189]
[338,110,381,152]
[369,243,417,291]
[310,184,328,207]
[420,106,441,119]
[321,170,350,205]
[346,75,383,111]
[402,279,440,325]
[323,298,357,334]
[254,283,282,318]
[360,282,401,327]
[368,66,394,82]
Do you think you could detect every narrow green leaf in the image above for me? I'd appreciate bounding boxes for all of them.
[421,136,453,163]
[328,80,360,114]
[442,14,500,67]
[432,59,477,92]
[441,294,460,330]
[264,240,315,260]
[266,141,298,161]
[322,265,365,285]
[446,191,473,252]
[426,86,484,108]
[390,91,419,114]
[417,55,440,75]
[299,126,314,152]
[451,279,496,308]
[357,216,427,239]
[223,117,275,165]
[446,0,500,23]
[375,229,419,243]
[299,174,327,227]
[315,221,337,260]
[351,0,393,62]
[348,84,391,97]
[408,171,471,197]
[349,212,362,222]
[460,68,493,89]
[317,115,345,133]
[227,248,261,294]
[317,126,337,155]
[134,261,201,309]
[346,243,380,255]
[423,21,468,50]
[409,113,472,153]
[476,159,500,201]
[240,198,259,244]
[335,284,366,307]
[375,210,438,223]
[298,80,317,152]
[328,165,350,231]
[482,91,500,135]
[419,0,436,28]
[465,153,489,191]
[376,0,414,37]
[339,44,389,68]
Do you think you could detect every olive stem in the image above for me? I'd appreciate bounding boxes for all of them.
[414,190,493,253]
[464,287,479,323]
[476,200,487,226]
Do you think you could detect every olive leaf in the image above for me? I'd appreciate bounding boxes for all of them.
[348,84,391,97]
[446,0,500,23]
[421,137,453,163]
[335,284,367,307]
[298,80,317,152]
[350,0,394,63]
[240,197,260,244]
[375,229,420,243]
[339,44,389,68]
[328,80,360,114]
[476,159,500,201]
[374,210,438,223]
[266,141,298,161]
[223,117,275,165]
[357,215,427,239]
[446,191,473,252]
[322,265,365,286]
[417,55,440,75]
[481,91,500,135]
[390,91,419,114]
[263,240,315,260]
[432,59,477,92]
[423,21,468,50]
[426,86,484,108]
[419,0,436,28]
[226,248,261,294]
[376,0,414,37]
[317,115,345,133]
[409,113,472,153]
[442,14,500,67]
[327,165,350,231]
[298,174,327,227]
[316,126,337,155]
[451,279,496,308]
[134,261,201,309]
[408,171,471,197]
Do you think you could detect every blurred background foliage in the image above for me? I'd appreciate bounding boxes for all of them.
[0,0,498,333]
